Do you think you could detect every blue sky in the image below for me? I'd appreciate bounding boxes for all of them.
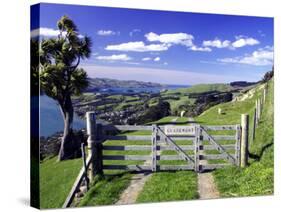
[31,3,274,85]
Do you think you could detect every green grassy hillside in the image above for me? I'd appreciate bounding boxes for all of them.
[195,79,274,197]
[163,83,231,95]
[40,157,82,208]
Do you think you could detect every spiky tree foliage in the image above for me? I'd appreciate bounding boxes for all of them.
[31,39,40,96]
[40,16,92,160]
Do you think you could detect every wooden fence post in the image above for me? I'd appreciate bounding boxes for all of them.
[252,108,256,141]
[235,124,241,166]
[194,125,201,172]
[258,98,262,118]
[81,143,89,190]
[263,88,267,104]
[260,97,263,114]
[255,100,258,126]
[86,112,103,182]
[151,125,157,172]
[240,114,249,167]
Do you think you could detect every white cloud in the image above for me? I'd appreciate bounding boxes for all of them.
[203,37,259,49]
[164,62,168,65]
[142,57,151,61]
[96,54,132,61]
[105,41,170,52]
[232,37,260,48]
[154,57,161,62]
[97,30,118,36]
[145,32,194,47]
[190,45,212,52]
[129,29,141,37]
[31,27,84,38]
[203,39,231,49]
[218,46,273,66]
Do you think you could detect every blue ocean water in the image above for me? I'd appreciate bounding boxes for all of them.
[39,95,85,137]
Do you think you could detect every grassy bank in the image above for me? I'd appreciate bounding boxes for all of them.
[40,157,82,208]
[78,173,132,206]
[195,79,274,197]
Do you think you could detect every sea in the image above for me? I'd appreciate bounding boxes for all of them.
[39,84,188,137]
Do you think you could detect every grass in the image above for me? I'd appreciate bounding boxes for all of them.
[195,79,274,197]
[136,171,198,203]
[164,83,231,95]
[78,173,132,206]
[149,116,177,124]
[168,96,192,113]
[40,157,83,209]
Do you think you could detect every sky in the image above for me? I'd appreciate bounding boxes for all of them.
[31,3,274,85]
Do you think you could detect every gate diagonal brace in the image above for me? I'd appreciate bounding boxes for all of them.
[201,127,236,165]
[157,126,195,164]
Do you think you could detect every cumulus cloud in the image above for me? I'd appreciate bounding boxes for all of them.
[232,37,260,48]
[142,57,151,61]
[96,54,132,61]
[105,41,170,52]
[190,45,212,52]
[145,32,213,52]
[203,39,231,48]
[97,30,119,36]
[145,32,194,47]
[203,37,259,49]
[218,46,273,66]
[31,27,84,38]
[154,57,161,62]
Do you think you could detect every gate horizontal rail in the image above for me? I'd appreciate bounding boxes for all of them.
[105,135,236,141]
[102,154,236,161]
[103,144,236,151]
[103,124,237,132]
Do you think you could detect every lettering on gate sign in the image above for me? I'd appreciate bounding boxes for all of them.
[164,125,195,136]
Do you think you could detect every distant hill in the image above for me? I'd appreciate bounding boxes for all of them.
[163,83,232,95]
[86,78,164,91]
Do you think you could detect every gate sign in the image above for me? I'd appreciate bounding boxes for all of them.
[164,125,195,136]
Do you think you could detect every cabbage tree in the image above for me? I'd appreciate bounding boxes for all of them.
[40,16,92,160]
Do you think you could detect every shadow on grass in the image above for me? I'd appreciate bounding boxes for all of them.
[249,142,273,161]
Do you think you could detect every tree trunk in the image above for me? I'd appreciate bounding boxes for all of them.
[58,94,81,161]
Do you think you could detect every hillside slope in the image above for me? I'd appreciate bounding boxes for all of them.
[163,83,231,95]
[195,79,274,196]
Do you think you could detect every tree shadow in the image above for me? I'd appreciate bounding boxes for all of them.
[249,142,273,161]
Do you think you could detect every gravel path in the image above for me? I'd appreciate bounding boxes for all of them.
[198,171,220,199]
[188,117,220,199]
[115,172,152,205]
[115,152,155,205]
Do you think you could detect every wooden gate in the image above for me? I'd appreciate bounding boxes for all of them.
[87,118,242,173]
[63,114,248,207]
